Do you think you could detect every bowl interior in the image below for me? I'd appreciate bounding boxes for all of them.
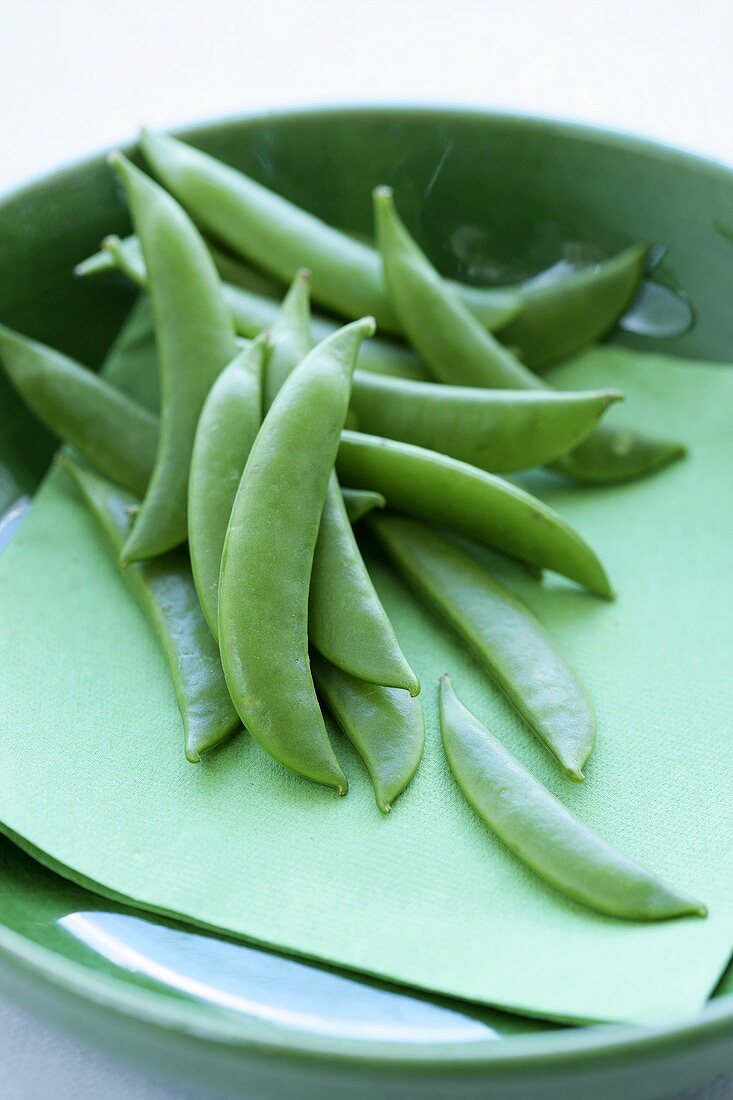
[1,106,732,1057]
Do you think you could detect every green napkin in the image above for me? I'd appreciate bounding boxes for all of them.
[0,346,731,1025]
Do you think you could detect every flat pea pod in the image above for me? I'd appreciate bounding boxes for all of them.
[219,318,375,792]
[374,187,684,486]
[370,514,595,779]
[188,334,266,637]
[311,652,424,813]
[0,324,157,497]
[88,237,429,384]
[61,453,239,763]
[139,128,520,336]
[266,274,419,696]
[109,152,237,563]
[374,186,537,390]
[341,487,385,524]
[350,371,622,473]
[499,245,650,370]
[336,431,613,598]
[439,676,706,921]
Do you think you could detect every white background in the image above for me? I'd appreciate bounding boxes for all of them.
[1,0,732,1096]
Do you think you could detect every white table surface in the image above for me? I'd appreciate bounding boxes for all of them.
[1,0,732,1096]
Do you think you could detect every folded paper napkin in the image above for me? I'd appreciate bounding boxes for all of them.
[0,345,731,1025]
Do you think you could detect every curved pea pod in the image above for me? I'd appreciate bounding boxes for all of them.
[139,128,520,336]
[89,237,430,384]
[61,454,239,763]
[369,514,595,779]
[265,269,313,408]
[219,319,376,792]
[440,676,706,921]
[109,152,237,563]
[551,422,686,484]
[336,431,613,598]
[311,472,419,695]
[500,245,650,369]
[0,324,157,497]
[341,487,385,524]
[374,187,684,486]
[350,371,622,473]
[374,186,537,389]
[311,652,424,813]
[265,275,420,696]
[188,334,266,638]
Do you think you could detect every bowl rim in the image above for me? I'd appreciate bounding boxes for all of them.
[1,102,731,1074]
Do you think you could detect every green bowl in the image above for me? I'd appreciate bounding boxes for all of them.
[1,106,732,1099]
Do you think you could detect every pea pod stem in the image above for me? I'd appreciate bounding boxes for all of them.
[440,676,706,921]
[218,319,375,792]
[311,652,424,813]
[370,514,596,779]
[109,152,237,563]
[337,431,613,598]
[61,453,239,763]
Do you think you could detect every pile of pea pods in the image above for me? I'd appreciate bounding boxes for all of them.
[0,131,706,923]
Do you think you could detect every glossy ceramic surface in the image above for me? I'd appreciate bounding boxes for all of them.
[1,107,732,1099]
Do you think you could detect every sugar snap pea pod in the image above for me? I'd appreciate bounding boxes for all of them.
[374,186,684,485]
[188,334,266,638]
[336,432,612,598]
[61,454,239,763]
[102,296,160,413]
[265,274,419,696]
[311,652,424,813]
[0,324,157,496]
[342,487,385,524]
[219,319,375,792]
[265,269,313,408]
[109,152,237,563]
[90,238,429,383]
[499,245,650,369]
[139,128,520,336]
[551,423,686,484]
[370,515,595,778]
[374,186,537,389]
[440,676,706,921]
[350,372,622,473]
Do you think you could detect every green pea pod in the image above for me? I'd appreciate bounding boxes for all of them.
[266,275,419,696]
[265,269,313,409]
[84,236,429,384]
[0,324,157,497]
[102,296,160,412]
[370,514,595,779]
[139,128,520,336]
[350,372,622,473]
[439,676,706,921]
[374,186,684,486]
[500,245,650,369]
[341,487,385,524]
[311,652,424,813]
[219,318,375,792]
[188,334,266,637]
[336,431,612,598]
[61,453,239,763]
[109,152,237,563]
[374,186,536,390]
